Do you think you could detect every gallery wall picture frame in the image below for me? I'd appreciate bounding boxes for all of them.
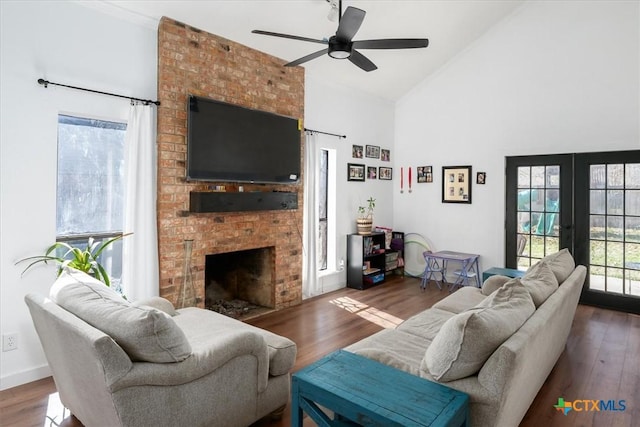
[417,166,433,183]
[442,165,472,204]
[352,145,363,158]
[365,145,380,159]
[381,149,391,161]
[379,166,393,180]
[367,166,378,179]
[477,172,486,185]
[348,163,366,181]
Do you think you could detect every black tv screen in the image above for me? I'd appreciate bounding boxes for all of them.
[187,95,301,184]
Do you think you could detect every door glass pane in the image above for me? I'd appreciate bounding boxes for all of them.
[531,191,545,212]
[607,190,624,215]
[531,235,545,258]
[518,167,530,188]
[590,215,605,239]
[590,240,605,265]
[625,163,640,189]
[546,165,560,188]
[626,217,640,243]
[606,216,623,241]
[589,265,605,291]
[607,242,624,267]
[545,237,559,254]
[517,190,531,211]
[590,164,606,188]
[625,190,640,215]
[607,164,624,188]
[590,190,606,214]
[607,267,624,294]
[531,166,545,188]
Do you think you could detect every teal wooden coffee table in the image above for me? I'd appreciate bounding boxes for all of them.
[291,350,469,426]
[482,267,525,282]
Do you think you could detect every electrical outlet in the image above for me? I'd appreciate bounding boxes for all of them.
[2,333,18,352]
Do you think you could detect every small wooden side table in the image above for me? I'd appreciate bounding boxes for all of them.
[482,267,526,283]
[291,350,469,427]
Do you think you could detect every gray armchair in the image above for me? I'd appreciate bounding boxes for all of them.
[24,270,296,427]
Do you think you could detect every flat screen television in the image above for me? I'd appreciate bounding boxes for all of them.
[187,95,301,184]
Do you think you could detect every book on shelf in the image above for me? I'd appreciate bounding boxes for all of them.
[363,267,381,275]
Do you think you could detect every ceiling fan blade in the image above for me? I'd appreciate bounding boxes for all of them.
[349,50,377,72]
[252,30,328,45]
[285,49,328,67]
[335,7,366,42]
[353,38,429,50]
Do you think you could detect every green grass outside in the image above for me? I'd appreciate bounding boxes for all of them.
[517,227,640,280]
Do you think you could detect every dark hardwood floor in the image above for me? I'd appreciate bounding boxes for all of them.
[1,276,637,426]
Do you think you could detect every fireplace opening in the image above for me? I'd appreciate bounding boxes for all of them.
[205,247,275,320]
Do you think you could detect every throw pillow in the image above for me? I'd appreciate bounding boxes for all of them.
[423,280,535,382]
[521,262,559,307]
[50,269,191,363]
[537,248,575,284]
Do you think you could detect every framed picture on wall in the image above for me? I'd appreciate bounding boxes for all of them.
[477,172,486,184]
[365,145,380,159]
[442,165,472,203]
[379,167,393,180]
[352,145,363,158]
[381,149,391,161]
[348,163,365,181]
[367,166,378,179]
[417,166,433,183]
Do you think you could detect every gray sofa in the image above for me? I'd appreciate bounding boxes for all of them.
[346,249,586,427]
[24,269,296,427]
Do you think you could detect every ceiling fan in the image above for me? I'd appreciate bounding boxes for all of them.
[251,0,429,72]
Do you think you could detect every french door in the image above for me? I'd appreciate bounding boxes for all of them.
[506,151,640,314]
[505,155,573,270]
[575,151,640,313]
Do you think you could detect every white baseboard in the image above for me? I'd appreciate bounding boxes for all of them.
[0,364,51,391]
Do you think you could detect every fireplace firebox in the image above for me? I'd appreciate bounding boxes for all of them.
[205,247,275,319]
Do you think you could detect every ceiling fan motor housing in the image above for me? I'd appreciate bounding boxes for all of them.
[328,36,352,59]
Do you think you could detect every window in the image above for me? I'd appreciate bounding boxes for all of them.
[56,114,127,289]
[317,148,337,273]
[318,149,328,270]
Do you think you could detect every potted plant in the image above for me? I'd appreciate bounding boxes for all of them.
[356,197,376,235]
[16,234,130,287]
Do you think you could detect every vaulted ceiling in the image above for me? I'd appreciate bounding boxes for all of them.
[98,0,525,101]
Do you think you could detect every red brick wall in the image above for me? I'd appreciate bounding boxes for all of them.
[156,17,304,309]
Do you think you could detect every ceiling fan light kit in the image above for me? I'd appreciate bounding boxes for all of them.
[252,1,428,72]
[328,37,352,59]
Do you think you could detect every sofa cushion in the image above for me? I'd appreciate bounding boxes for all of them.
[481,275,512,296]
[432,287,486,314]
[423,280,535,382]
[538,248,575,284]
[176,307,296,376]
[50,269,192,363]
[397,308,456,341]
[521,262,559,307]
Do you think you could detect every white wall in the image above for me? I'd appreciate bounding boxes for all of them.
[394,0,639,273]
[305,74,395,293]
[0,1,157,390]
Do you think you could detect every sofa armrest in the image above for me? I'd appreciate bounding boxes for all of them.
[110,328,270,392]
[481,275,512,296]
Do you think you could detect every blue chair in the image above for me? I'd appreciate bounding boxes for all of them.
[421,251,446,290]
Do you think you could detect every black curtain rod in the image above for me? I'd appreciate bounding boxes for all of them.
[37,78,160,106]
[304,128,346,139]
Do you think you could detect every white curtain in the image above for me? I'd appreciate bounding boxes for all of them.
[122,103,159,301]
[302,131,321,299]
